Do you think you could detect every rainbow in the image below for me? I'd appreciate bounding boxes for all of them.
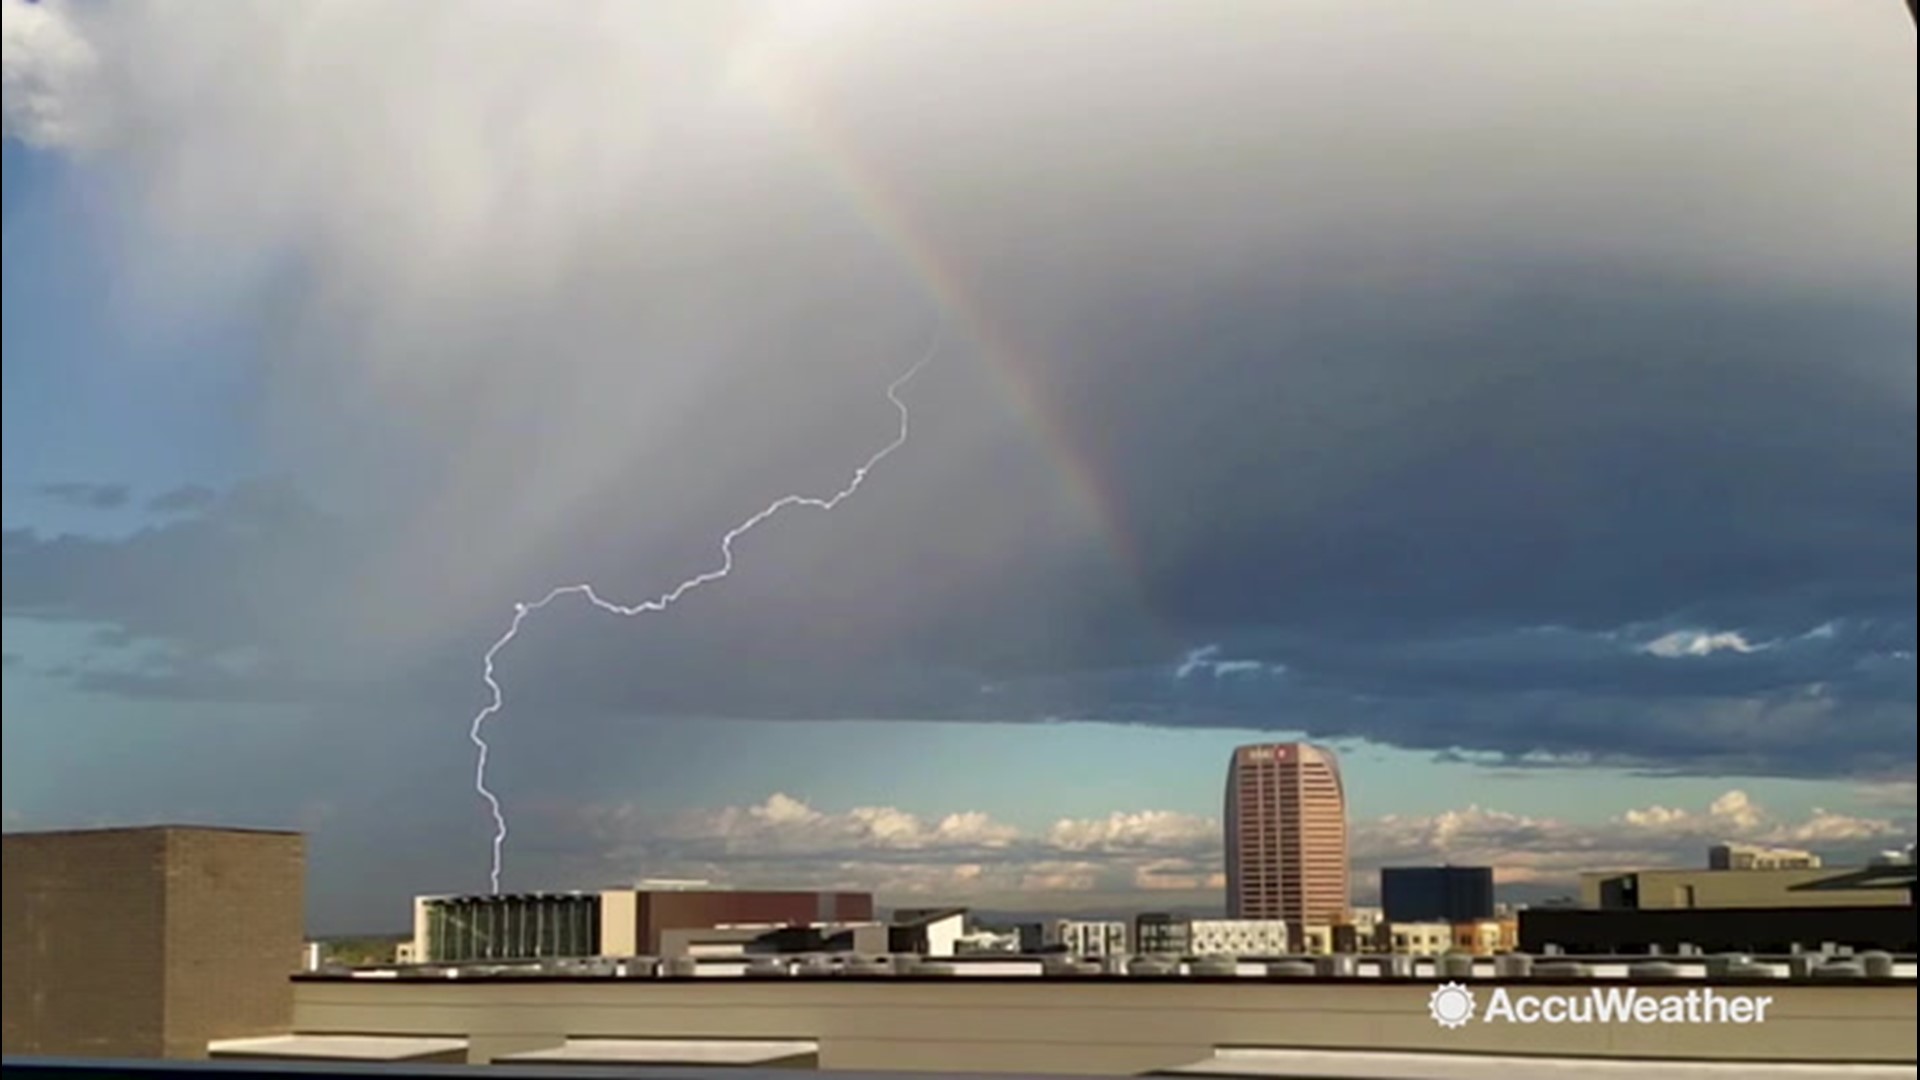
[733,56,1155,611]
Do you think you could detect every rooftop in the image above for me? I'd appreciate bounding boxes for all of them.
[1,824,301,840]
[272,962,1920,1074]
[301,951,1920,984]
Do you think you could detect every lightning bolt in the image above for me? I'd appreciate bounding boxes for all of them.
[468,330,940,894]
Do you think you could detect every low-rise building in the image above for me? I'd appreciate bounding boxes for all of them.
[1340,907,1386,952]
[1378,921,1453,956]
[2,825,305,1060]
[1449,917,1518,956]
[953,928,1022,954]
[1189,918,1290,956]
[1134,912,1193,955]
[659,922,887,958]
[1347,906,1384,935]
[1295,924,1337,955]
[976,921,1045,953]
[411,887,875,962]
[1710,843,1822,871]
[886,908,967,958]
[1048,919,1128,957]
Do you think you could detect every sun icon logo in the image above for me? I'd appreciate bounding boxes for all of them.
[1428,981,1477,1028]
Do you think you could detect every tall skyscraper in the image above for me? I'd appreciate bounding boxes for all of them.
[1224,742,1350,930]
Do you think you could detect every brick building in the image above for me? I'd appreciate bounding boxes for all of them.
[2,825,306,1059]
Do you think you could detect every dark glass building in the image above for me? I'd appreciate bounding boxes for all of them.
[1380,866,1495,923]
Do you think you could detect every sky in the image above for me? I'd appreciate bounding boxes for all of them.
[2,0,1915,934]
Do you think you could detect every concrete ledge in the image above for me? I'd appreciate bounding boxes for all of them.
[1159,1047,1920,1079]
[497,1037,819,1066]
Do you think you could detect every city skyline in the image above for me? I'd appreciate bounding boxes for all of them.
[3,0,1915,936]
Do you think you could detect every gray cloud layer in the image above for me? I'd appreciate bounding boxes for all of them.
[3,1,1914,781]
[33,481,131,510]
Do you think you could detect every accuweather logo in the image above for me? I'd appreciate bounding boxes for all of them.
[1427,981,1775,1027]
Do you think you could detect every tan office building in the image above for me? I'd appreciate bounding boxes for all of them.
[1,825,305,1060]
[1223,742,1349,929]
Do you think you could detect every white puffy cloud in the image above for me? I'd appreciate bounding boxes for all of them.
[590,792,1021,859]
[1356,789,1908,893]
[1046,810,1218,854]
[564,788,1911,906]
[1641,630,1767,659]
[1,0,101,149]
[1621,790,1765,833]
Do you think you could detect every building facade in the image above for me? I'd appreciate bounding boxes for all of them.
[1710,843,1822,870]
[1189,918,1291,956]
[1450,918,1518,956]
[886,908,967,957]
[1224,743,1350,931]
[1047,920,1129,957]
[1380,866,1495,923]
[658,923,887,958]
[1520,904,1917,955]
[953,928,1022,954]
[1379,921,1453,956]
[2,825,305,1060]
[412,888,875,963]
[1295,924,1337,955]
[1134,913,1193,955]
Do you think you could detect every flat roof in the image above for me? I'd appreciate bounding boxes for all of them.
[418,891,600,903]
[2,824,300,839]
[498,1037,818,1065]
[206,1035,467,1061]
[891,907,970,926]
[294,971,1918,987]
[419,886,877,903]
[1160,1048,1920,1079]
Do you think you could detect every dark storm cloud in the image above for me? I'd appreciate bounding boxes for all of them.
[147,484,219,515]
[4,267,1914,781]
[2,1,1912,786]
[33,481,131,510]
[1048,270,1915,638]
[3,481,383,692]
